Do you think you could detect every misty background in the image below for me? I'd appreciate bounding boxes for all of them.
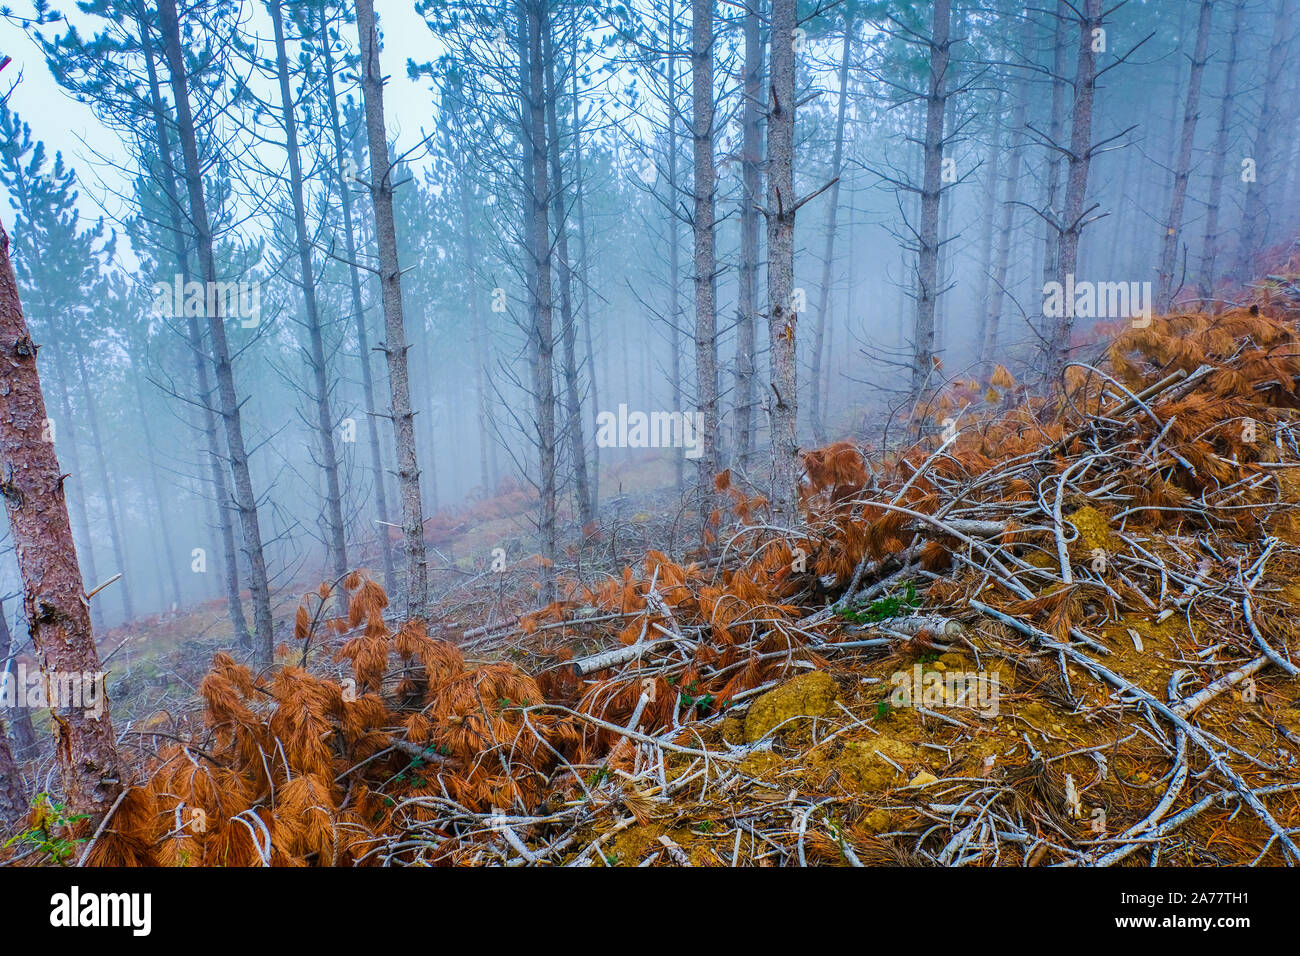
[0,0,1297,644]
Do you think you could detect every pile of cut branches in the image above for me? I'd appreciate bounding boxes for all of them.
[34,282,1300,867]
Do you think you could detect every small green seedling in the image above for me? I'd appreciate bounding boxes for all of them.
[836,582,921,625]
[3,794,90,865]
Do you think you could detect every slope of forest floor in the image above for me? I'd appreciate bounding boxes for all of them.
[9,269,1300,866]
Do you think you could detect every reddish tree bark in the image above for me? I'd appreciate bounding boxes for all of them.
[0,219,122,828]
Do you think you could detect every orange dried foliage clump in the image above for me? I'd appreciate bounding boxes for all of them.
[803,441,870,503]
[84,572,582,867]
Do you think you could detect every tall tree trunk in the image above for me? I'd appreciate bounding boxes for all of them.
[355,0,428,617]
[196,450,223,601]
[1043,0,1101,388]
[320,11,394,592]
[0,598,26,828]
[544,30,594,529]
[419,309,440,517]
[271,0,348,583]
[1104,140,1136,278]
[1,163,107,634]
[933,91,958,356]
[0,712,24,829]
[513,0,559,603]
[810,22,852,447]
[981,51,1030,378]
[691,0,720,518]
[668,250,684,497]
[767,0,800,520]
[158,0,275,663]
[187,313,249,646]
[449,113,494,501]
[73,351,133,623]
[733,0,763,471]
[1156,0,1213,312]
[137,2,249,643]
[571,21,599,514]
[48,355,104,634]
[0,599,37,758]
[472,315,491,495]
[972,97,1001,375]
[1283,109,1300,235]
[0,219,123,829]
[909,0,951,410]
[1148,0,1190,276]
[1234,0,1292,279]
[666,0,685,494]
[129,363,182,609]
[1038,0,1068,349]
[1198,0,1246,305]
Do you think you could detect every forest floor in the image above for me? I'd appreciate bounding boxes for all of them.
[9,270,1300,867]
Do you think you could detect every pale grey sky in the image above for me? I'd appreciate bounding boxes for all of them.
[0,2,444,231]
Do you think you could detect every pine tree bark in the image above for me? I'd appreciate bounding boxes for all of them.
[1198,0,1246,305]
[660,0,681,494]
[1037,1,1068,348]
[971,100,1001,376]
[767,0,800,520]
[1043,0,1101,388]
[0,218,123,829]
[185,310,249,645]
[733,0,763,471]
[271,0,348,583]
[1156,0,1212,312]
[933,87,959,355]
[666,0,685,494]
[356,0,429,617]
[448,104,494,501]
[981,59,1030,378]
[158,0,275,663]
[691,0,720,517]
[571,24,598,514]
[1234,0,1292,279]
[810,22,852,447]
[0,156,107,634]
[909,0,951,410]
[319,11,395,592]
[512,0,559,602]
[544,31,594,529]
